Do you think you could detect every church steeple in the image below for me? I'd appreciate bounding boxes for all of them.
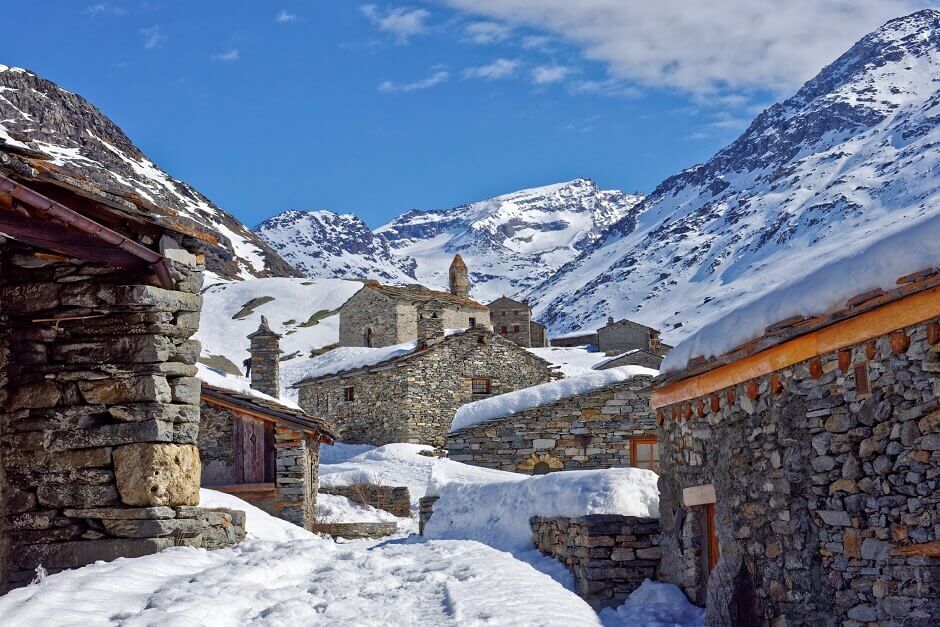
[448,254,470,297]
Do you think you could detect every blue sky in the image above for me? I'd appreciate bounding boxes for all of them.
[3,1,924,227]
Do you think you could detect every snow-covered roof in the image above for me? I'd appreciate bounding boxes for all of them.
[661,212,940,374]
[197,363,300,410]
[592,349,640,369]
[450,365,658,432]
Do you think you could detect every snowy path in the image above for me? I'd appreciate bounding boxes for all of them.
[0,537,602,626]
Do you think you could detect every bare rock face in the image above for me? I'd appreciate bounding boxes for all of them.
[113,443,200,507]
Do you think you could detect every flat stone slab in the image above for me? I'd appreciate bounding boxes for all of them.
[312,522,398,539]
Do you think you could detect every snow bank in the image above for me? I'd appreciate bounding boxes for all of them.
[316,493,400,524]
[320,443,521,506]
[451,366,658,432]
[662,212,940,373]
[600,579,705,626]
[199,488,313,542]
[424,468,660,552]
[196,363,301,410]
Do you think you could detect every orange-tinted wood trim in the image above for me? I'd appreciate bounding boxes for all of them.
[652,286,940,409]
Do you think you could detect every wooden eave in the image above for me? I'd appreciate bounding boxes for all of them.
[201,386,335,443]
[652,278,940,409]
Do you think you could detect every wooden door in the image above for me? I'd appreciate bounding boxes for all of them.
[705,503,719,574]
[234,413,268,484]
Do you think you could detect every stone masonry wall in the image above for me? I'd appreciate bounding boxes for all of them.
[656,316,939,625]
[531,514,662,610]
[0,234,244,590]
[274,425,318,530]
[447,377,657,472]
[598,320,653,355]
[198,402,236,485]
[491,306,532,347]
[299,329,552,447]
[319,484,411,518]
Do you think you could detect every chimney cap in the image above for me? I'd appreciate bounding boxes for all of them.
[248,315,281,339]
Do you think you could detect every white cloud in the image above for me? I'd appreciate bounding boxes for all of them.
[433,0,926,95]
[531,64,569,85]
[84,3,125,16]
[360,4,431,44]
[139,25,164,50]
[276,10,299,23]
[462,58,519,80]
[379,70,449,93]
[211,49,240,62]
[463,21,512,44]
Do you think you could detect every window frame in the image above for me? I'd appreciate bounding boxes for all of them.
[342,386,355,402]
[470,376,492,395]
[630,437,660,472]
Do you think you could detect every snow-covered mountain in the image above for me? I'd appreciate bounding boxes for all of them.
[258,178,643,302]
[529,9,940,341]
[0,65,299,280]
[254,210,416,282]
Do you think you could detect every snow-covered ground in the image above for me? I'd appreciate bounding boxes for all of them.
[0,449,701,626]
[451,365,658,432]
[527,344,610,376]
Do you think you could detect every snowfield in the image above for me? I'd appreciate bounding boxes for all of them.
[451,365,658,432]
[425,468,661,552]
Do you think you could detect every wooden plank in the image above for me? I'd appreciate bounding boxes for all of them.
[683,483,716,507]
[652,287,940,408]
[705,503,719,574]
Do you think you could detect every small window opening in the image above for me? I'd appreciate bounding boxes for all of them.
[513,324,520,333]
[630,438,660,472]
[469,317,476,328]
[343,387,355,402]
[471,377,492,395]
[532,461,552,475]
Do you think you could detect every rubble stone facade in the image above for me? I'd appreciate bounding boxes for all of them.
[531,514,662,610]
[0,235,245,591]
[446,377,657,473]
[598,317,664,356]
[319,484,411,518]
[655,316,939,625]
[298,328,552,446]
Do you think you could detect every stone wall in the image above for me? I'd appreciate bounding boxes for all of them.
[198,402,236,485]
[656,317,939,625]
[0,234,243,590]
[550,333,599,348]
[596,350,664,371]
[274,425,319,529]
[490,302,532,347]
[319,484,411,518]
[418,495,438,536]
[530,322,547,348]
[299,329,552,446]
[598,320,653,355]
[338,288,487,348]
[248,319,280,398]
[530,514,662,610]
[446,377,657,472]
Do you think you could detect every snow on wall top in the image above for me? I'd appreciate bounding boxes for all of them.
[424,467,660,552]
[450,365,658,432]
[196,363,302,411]
[661,211,940,373]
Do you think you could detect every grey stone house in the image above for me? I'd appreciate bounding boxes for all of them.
[296,309,553,446]
[487,296,548,348]
[198,318,334,530]
[0,160,244,590]
[598,317,670,356]
[338,254,490,348]
[447,372,658,473]
[652,272,939,624]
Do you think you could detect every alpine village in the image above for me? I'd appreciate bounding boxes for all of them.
[0,5,937,627]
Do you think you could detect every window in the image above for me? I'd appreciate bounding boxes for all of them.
[471,377,492,395]
[513,324,520,333]
[363,328,373,347]
[630,438,660,472]
[501,310,507,316]
[500,326,508,334]
[343,387,355,402]
[469,317,476,328]
[513,310,520,315]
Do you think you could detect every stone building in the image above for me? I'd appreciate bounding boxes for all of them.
[338,255,490,348]
[651,272,939,624]
[447,370,658,473]
[487,296,548,348]
[198,319,334,530]
[549,317,670,358]
[0,166,244,590]
[296,312,553,446]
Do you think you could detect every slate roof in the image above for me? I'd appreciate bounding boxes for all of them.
[365,283,489,311]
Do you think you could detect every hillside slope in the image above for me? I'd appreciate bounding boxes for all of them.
[529,10,940,341]
[0,65,299,280]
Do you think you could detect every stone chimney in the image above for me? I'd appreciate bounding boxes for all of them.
[417,306,445,346]
[247,315,281,398]
[449,254,470,297]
